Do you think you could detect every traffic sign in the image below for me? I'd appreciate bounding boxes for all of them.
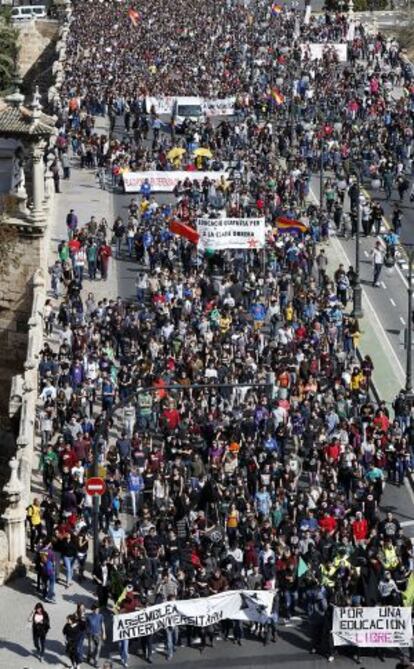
[85,477,106,496]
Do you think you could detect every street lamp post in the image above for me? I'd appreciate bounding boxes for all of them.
[406,249,414,394]
[319,138,324,210]
[353,178,363,318]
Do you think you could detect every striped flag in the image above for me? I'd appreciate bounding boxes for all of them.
[271,2,282,13]
[276,216,309,234]
[270,87,285,105]
[128,7,140,26]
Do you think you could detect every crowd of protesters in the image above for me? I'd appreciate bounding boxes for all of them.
[27,0,414,667]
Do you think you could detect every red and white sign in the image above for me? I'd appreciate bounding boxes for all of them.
[85,477,106,496]
[122,170,227,193]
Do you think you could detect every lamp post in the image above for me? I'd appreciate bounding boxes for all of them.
[353,178,363,318]
[400,224,414,400]
[407,251,414,394]
[319,137,324,210]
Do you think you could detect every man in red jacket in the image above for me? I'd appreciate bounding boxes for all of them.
[352,511,368,544]
[318,511,337,536]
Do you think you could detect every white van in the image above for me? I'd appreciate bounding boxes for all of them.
[173,97,204,124]
[11,5,46,21]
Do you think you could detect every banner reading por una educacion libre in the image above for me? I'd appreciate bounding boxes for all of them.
[113,590,274,641]
[332,607,412,648]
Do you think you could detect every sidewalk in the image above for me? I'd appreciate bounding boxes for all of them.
[49,116,119,302]
[0,118,123,669]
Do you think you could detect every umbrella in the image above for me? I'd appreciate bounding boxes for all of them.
[194,148,213,158]
[167,147,186,161]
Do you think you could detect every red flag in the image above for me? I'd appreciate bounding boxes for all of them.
[169,219,200,245]
[128,8,140,26]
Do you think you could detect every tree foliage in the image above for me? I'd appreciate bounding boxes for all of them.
[0,196,23,280]
[0,15,19,94]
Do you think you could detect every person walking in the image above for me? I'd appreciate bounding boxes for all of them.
[29,602,50,662]
[66,209,78,240]
[63,614,83,669]
[86,603,106,667]
[371,241,385,287]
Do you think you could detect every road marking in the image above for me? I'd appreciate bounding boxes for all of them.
[404,478,414,510]
[381,281,386,289]
[390,298,396,307]
[401,519,414,528]
[400,316,406,325]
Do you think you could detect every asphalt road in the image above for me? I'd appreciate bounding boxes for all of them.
[311,174,413,381]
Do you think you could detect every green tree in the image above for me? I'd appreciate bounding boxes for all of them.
[0,18,19,93]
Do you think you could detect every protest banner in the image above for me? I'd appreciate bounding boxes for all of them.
[332,606,412,648]
[300,43,348,62]
[145,96,235,117]
[197,217,266,250]
[123,171,227,193]
[113,590,274,641]
[204,96,235,116]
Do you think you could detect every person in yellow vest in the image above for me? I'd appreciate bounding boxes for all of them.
[320,561,336,589]
[379,539,400,571]
[284,302,294,324]
[27,498,42,551]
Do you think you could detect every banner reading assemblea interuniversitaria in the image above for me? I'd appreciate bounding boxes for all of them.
[332,607,412,648]
[197,217,266,250]
[113,590,274,641]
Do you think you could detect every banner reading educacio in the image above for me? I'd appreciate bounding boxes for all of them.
[332,607,412,648]
[123,171,227,193]
[197,217,266,250]
[113,590,274,641]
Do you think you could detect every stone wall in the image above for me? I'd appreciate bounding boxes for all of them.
[0,268,46,584]
[0,0,71,583]
[0,233,48,412]
[18,20,59,82]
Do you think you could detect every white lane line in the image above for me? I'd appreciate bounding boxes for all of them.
[404,478,414,510]
[401,519,414,528]
[390,298,396,307]
[400,316,406,325]
[381,281,386,289]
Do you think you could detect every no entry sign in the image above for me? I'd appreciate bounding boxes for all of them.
[85,476,106,496]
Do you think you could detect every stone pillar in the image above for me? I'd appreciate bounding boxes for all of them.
[31,147,46,223]
[1,458,26,568]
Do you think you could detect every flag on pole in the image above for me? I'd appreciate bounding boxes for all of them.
[276,216,309,234]
[271,2,282,13]
[270,87,285,105]
[297,557,309,578]
[128,7,140,26]
[169,219,200,245]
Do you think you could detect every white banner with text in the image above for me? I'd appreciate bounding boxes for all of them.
[197,217,266,250]
[113,590,274,641]
[300,43,348,62]
[332,607,412,648]
[123,171,227,193]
